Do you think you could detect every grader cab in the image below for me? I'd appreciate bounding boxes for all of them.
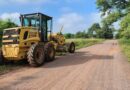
[0,12,75,67]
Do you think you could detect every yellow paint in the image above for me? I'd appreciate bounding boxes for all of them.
[51,33,65,45]
[2,26,67,61]
[2,27,40,61]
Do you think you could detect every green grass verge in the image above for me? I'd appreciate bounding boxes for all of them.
[67,38,105,49]
[0,61,27,75]
[119,39,130,61]
[0,65,20,75]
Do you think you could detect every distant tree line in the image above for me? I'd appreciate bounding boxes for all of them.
[64,22,114,39]
[64,31,89,39]
[65,0,130,39]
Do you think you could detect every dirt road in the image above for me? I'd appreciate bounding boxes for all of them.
[0,40,130,90]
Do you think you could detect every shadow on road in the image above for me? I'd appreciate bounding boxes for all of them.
[1,51,114,68]
[44,51,114,68]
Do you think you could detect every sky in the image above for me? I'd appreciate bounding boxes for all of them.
[0,0,102,33]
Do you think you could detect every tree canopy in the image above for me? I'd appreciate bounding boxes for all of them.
[96,0,130,17]
[88,23,102,38]
[0,19,17,41]
[87,22,113,39]
[96,0,130,39]
[96,0,130,26]
[0,19,17,33]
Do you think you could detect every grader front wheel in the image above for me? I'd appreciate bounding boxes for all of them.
[27,44,45,67]
[68,42,75,53]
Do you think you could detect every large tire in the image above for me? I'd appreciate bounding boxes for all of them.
[44,43,56,62]
[27,44,45,67]
[0,51,4,65]
[68,42,75,53]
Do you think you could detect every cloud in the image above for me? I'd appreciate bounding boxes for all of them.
[54,13,85,33]
[54,12,101,33]
[0,12,102,34]
[0,0,84,5]
[11,0,51,3]
[0,12,20,25]
[0,0,56,5]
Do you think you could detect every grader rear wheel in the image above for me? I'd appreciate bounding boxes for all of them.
[0,51,4,65]
[44,43,56,62]
[27,44,45,67]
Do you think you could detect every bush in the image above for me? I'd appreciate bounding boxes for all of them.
[67,39,104,49]
[121,27,130,39]
[119,39,130,61]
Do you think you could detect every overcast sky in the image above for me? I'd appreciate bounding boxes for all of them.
[0,0,102,33]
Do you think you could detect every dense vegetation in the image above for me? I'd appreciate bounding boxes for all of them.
[64,22,114,39]
[96,0,130,39]
[119,39,130,61]
[95,0,130,61]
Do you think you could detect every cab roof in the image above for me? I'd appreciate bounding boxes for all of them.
[21,12,52,20]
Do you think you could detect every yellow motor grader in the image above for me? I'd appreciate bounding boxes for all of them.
[0,13,75,67]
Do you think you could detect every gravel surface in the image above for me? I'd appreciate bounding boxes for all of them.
[0,40,130,90]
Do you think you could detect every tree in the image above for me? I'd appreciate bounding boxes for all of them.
[103,12,122,25]
[120,26,130,39]
[117,14,130,39]
[120,14,130,30]
[0,19,17,41]
[117,14,130,38]
[64,33,75,39]
[87,23,102,38]
[101,21,114,39]
[96,0,130,26]
[88,22,114,39]
[96,0,130,39]
[75,31,88,38]
[0,19,17,32]
[96,0,129,17]
[75,31,84,38]
[96,29,104,38]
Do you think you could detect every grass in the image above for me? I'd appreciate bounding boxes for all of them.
[0,38,104,74]
[0,61,27,75]
[119,39,130,61]
[67,38,105,49]
[0,64,21,75]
